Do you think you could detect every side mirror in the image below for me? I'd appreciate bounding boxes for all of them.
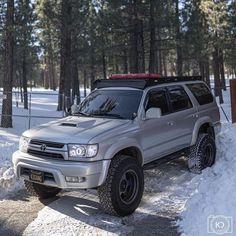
[145,108,162,119]
[71,104,80,115]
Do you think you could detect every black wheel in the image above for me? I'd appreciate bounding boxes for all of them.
[98,155,144,216]
[24,180,61,199]
[187,133,216,174]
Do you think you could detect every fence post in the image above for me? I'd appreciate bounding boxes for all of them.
[230,79,236,123]
[62,94,65,117]
[28,92,32,129]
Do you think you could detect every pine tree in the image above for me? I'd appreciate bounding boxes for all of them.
[1,0,14,128]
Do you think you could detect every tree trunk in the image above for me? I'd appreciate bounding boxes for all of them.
[205,59,211,88]
[71,51,80,104]
[199,61,204,79]
[102,49,107,80]
[129,0,145,73]
[175,0,183,76]
[44,58,50,89]
[123,49,128,73]
[129,27,137,73]
[219,49,226,91]
[1,0,14,128]
[90,43,96,91]
[213,47,223,104]
[163,52,167,76]
[136,19,145,73]
[22,50,28,109]
[58,0,72,111]
[48,48,56,91]
[149,0,157,73]
[83,69,87,98]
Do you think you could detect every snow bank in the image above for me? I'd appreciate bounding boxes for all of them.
[178,123,236,236]
[0,88,89,199]
[0,141,23,198]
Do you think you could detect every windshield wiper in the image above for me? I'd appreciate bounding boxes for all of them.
[91,113,126,119]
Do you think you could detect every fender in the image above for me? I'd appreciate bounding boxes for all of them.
[190,116,213,146]
[97,138,143,186]
[104,137,143,164]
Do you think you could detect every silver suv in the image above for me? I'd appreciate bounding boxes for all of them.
[12,75,221,216]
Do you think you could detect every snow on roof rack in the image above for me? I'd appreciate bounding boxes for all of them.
[94,75,202,90]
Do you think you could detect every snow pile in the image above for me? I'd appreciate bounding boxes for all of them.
[178,124,236,236]
[0,141,23,198]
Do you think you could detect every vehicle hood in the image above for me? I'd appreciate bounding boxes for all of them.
[23,116,130,144]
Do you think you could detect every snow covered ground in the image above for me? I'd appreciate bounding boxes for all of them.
[178,91,235,236]
[0,86,234,235]
[23,157,198,236]
[0,88,88,199]
[178,123,235,236]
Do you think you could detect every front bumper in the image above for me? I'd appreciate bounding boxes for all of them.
[12,150,110,189]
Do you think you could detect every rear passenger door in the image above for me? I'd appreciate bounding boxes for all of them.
[165,85,198,151]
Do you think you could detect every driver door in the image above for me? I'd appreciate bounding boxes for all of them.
[139,88,173,163]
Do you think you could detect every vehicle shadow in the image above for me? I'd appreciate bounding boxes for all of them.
[46,193,180,236]
[34,157,193,235]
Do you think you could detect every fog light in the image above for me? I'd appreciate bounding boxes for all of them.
[65,176,85,183]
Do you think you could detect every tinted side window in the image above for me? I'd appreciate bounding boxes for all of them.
[187,83,213,105]
[146,90,170,115]
[168,86,193,112]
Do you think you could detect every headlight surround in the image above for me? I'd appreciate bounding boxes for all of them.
[19,136,30,152]
[68,144,98,159]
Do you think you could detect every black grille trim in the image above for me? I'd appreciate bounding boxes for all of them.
[21,167,55,181]
[30,140,64,148]
[28,149,64,159]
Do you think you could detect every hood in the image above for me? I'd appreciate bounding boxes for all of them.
[23,116,130,144]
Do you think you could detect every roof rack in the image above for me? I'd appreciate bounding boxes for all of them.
[110,73,161,79]
[94,76,203,90]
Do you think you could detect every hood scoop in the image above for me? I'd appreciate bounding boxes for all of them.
[60,123,77,127]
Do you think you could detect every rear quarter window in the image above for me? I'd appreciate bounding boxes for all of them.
[186,83,213,105]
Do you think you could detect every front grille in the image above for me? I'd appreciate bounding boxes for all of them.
[30,140,64,149]
[28,149,64,159]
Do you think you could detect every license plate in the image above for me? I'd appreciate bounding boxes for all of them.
[29,170,44,183]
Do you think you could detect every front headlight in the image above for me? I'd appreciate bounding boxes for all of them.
[68,144,98,159]
[19,136,30,152]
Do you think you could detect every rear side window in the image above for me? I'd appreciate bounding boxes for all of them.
[168,86,193,112]
[187,83,213,105]
[145,89,170,115]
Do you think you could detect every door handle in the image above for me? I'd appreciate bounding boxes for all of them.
[167,121,174,126]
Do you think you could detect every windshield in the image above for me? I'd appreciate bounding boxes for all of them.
[75,89,143,119]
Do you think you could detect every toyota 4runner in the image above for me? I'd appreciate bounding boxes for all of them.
[12,74,221,216]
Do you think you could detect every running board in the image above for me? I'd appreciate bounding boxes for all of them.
[143,149,187,170]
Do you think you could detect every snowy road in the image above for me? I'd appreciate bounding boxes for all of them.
[22,157,198,236]
[0,189,56,236]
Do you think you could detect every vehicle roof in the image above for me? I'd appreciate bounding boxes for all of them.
[94,76,204,90]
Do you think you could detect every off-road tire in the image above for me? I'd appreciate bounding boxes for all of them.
[187,133,216,174]
[98,155,144,216]
[24,180,61,199]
